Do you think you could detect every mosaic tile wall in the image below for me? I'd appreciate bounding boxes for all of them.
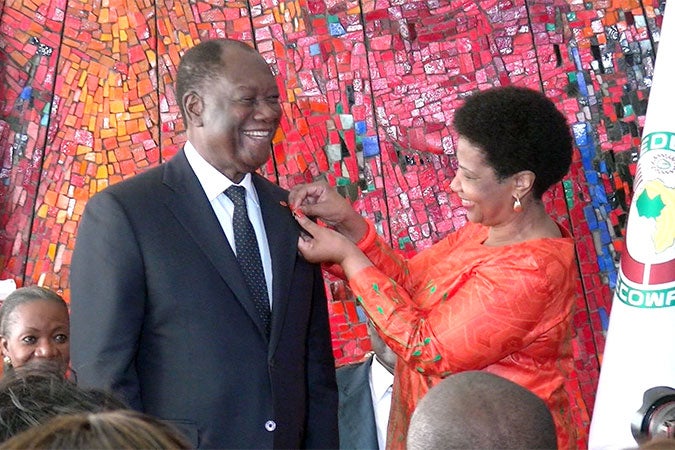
[0,0,666,445]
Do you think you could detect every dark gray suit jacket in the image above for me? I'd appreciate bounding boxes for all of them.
[70,150,338,449]
[336,355,379,450]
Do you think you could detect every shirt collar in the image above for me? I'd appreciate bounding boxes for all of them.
[370,354,394,400]
[184,141,259,206]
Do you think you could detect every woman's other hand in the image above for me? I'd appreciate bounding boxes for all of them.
[289,181,368,243]
[295,211,372,278]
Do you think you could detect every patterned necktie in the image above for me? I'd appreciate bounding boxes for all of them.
[224,185,271,336]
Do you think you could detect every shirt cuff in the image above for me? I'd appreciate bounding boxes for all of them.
[356,219,377,251]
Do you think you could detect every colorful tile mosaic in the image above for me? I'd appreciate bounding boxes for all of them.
[0,0,666,444]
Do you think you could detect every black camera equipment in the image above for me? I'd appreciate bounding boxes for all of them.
[632,386,675,445]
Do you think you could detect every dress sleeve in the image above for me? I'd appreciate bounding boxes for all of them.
[358,220,414,290]
[321,219,412,286]
[348,252,561,377]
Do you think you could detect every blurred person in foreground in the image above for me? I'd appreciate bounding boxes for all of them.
[69,38,337,449]
[290,86,580,449]
[0,409,191,450]
[407,371,557,450]
[0,366,127,441]
[0,286,70,378]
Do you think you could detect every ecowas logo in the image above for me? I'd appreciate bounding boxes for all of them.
[616,131,675,308]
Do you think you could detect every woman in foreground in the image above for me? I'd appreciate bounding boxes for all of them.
[1,286,70,378]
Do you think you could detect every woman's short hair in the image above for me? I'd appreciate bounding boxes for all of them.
[0,409,192,450]
[0,286,68,336]
[453,85,573,199]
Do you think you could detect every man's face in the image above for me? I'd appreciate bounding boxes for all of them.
[189,49,282,182]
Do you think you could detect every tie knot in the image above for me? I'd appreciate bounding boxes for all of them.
[225,185,247,207]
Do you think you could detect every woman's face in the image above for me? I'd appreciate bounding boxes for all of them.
[1,299,70,373]
[450,136,515,226]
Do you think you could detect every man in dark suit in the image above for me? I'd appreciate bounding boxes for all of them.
[336,320,396,450]
[69,39,338,449]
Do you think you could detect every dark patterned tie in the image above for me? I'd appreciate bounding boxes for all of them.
[224,185,271,336]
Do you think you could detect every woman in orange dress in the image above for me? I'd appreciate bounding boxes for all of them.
[290,86,582,449]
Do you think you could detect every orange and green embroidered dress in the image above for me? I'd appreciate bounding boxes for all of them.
[349,220,580,449]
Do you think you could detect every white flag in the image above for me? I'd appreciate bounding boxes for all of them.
[589,4,675,449]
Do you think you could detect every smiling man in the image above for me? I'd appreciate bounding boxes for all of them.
[69,39,338,449]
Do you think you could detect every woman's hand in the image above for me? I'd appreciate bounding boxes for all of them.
[295,212,372,278]
[289,181,368,243]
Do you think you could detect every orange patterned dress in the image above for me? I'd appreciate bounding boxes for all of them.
[349,220,578,449]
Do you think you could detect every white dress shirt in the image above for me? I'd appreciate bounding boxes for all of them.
[184,141,273,307]
[369,355,394,450]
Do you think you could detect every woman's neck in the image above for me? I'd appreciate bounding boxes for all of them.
[484,202,561,247]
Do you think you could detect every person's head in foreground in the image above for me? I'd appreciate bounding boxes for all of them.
[0,409,191,450]
[450,85,572,229]
[0,367,127,442]
[407,371,558,450]
[0,286,70,377]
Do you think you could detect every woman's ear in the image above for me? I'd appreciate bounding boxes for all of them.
[1,336,9,356]
[513,170,536,198]
[183,91,204,127]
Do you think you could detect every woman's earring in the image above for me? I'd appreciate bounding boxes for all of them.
[3,355,12,367]
[513,196,523,213]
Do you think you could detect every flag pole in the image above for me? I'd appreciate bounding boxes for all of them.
[589,4,675,448]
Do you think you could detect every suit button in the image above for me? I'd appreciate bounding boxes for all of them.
[265,420,276,432]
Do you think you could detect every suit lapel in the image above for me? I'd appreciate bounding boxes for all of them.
[161,151,270,339]
[253,174,299,353]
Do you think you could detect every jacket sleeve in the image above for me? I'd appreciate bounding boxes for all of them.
[70,190,145,410]
[302,264,340,449]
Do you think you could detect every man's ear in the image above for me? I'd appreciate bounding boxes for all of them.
[512,170,536,198]
[183,91,204,127]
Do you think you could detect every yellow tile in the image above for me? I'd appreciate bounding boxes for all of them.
[56,210,68,224]
[78,71,87,88]
[146,49,156,66]
[100,128,117,138]
[37,204,49,218]
[110,100,125,113]
[129,104,146,113]
[97,179,109,191]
